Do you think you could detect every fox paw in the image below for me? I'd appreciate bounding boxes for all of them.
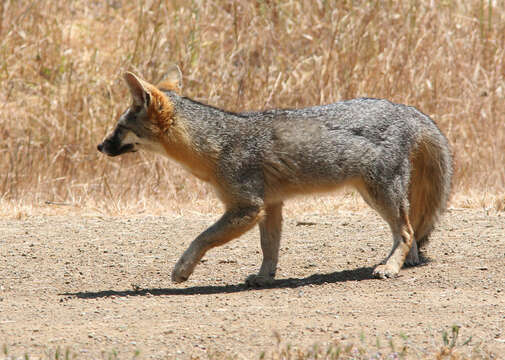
[373,264,399,279]
[171,269,189,283]
[245,274,275,287]
[171,260,193,283]
[404,254,420,267]
[404,243,420,267]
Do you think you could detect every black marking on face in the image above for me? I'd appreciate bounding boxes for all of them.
[97,126,138,157]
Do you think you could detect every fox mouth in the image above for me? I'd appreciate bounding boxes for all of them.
[97,142,137,157]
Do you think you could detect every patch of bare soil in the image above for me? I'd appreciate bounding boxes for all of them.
[0,208,504,358]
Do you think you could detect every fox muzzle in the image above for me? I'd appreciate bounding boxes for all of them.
[97,139,135,157]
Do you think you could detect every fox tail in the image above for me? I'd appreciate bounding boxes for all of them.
[408,124,453,248]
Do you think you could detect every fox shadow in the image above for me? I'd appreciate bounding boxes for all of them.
[62,266,376,300]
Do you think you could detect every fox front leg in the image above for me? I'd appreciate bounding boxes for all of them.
[245,202,283,287]
[171,205,264,283]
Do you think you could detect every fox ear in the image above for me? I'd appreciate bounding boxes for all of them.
[124,72,151,107]
[156,64,182,92]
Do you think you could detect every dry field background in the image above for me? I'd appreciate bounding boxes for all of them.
[0,0,504,215]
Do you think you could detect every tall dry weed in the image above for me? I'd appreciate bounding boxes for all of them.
[0,0,504,214]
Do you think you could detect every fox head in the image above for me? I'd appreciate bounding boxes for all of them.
[97,66,182,157]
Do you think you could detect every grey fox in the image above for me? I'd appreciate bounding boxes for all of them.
[97,67,452,286]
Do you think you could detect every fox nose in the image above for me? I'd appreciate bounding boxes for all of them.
[97,143,104,152]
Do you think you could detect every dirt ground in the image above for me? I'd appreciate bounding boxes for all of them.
[0,207,504,359]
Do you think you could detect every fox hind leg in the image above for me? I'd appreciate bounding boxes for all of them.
[379,221,419,267]
[354,178,414,278]
[404,237,420,266]
[373,206,414,278]
[246,202,283,287]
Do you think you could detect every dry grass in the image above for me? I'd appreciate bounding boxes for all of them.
[7,338,499,360]
[1,0,504,215]
[3,325,497,359]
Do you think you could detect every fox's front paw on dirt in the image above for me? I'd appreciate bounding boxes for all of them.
[171,261,193,283]
[373,264,399,279]
[245,274,275,287]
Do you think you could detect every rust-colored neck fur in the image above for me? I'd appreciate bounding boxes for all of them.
[144,84,217,183]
